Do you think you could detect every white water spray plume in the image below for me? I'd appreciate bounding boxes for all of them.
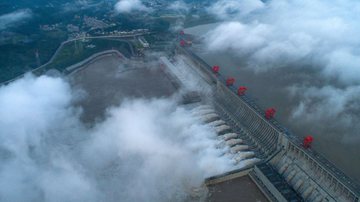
[0,74,237,202]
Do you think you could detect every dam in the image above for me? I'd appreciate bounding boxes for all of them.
[161,44,360,202]
[61,45,360,201]
[4,36,359,201]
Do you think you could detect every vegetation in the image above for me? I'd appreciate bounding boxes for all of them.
[33,38,133,75]
[183,14,218,28]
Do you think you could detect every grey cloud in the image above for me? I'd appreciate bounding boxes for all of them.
[168,1,190,13]
[114,0,151,14]
[204,0,360,123]
[0,9,32,30]
[205,0,360,83]
[207,0,264,19]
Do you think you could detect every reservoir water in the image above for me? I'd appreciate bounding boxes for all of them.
[185,24,360,183]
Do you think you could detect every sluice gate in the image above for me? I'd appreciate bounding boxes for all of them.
[173,45,360,202]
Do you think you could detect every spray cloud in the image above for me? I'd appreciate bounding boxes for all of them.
[0,74,235,202]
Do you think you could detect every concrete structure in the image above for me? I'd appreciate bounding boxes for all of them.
[172,45,360,202]
[138,36,150,48]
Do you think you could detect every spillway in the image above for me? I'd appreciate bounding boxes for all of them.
[191,103,259,169]
[159,45,360,202]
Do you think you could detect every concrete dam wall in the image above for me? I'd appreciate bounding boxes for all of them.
[174,45,360,202]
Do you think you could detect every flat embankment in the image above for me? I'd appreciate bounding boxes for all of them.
[207,175,269,202]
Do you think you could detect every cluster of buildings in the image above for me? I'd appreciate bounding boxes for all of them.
[40,15,113,36]
[68,32,89,40]
[83,15,110,30]
[66,24,80,33]
[39,23,62,31]
[93,28,150,37]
